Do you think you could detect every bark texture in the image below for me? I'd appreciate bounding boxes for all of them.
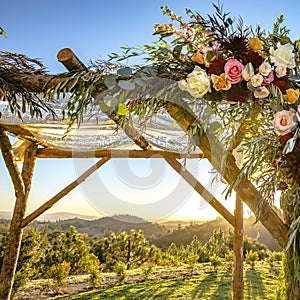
[0,129,37,300]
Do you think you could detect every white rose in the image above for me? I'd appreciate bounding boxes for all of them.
[178,66,211,98]
[250,74,264,87]
[269,42,296,69]
[259,61,272,76]
[272,110,297,135]
[275,63,287,78]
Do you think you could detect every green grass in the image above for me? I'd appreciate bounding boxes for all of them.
[51,265,280,300]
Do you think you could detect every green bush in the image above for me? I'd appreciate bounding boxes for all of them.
[47,261,71,294]
[224,250,233,273]
[88,268,104,289]
[114,262,127,285]
[209,253,223,273]
[245,250,259,270]
[140,264,155,281]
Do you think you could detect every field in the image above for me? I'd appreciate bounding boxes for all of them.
[15,262,281,300]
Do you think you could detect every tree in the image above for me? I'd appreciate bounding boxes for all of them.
[94,230,157,270]
[44,226,99,275]
[245,250,259,270]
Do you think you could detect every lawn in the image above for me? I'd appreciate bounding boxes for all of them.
[51,265,281,300]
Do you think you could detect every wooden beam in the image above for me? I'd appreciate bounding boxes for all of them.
[233,191,244,300]
[36,148,203,159]
[21,157,110,227]
[164,157,236,227]
[57,48,87,71]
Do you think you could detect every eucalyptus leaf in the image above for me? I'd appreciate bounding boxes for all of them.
[118,80,135,91]
[103,95,119,109]
[117,67,132,78]
[173,45,182,58]
[283,138,296,155]
[269,102,283,112]
[104,75,116,89]
[117,103,129,115]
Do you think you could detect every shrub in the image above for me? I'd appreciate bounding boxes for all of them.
[47,261,71,294]
[114,262,127,285]
[88,268,104,289]
[209,253,223,273]
[140,264,155,281]
[224,250,233,273]
[245,250,259,270]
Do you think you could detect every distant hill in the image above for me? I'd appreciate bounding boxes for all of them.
[1,212,282,252]
[152,216,282,251]
[35,214,168,239]
[0,211,98,222]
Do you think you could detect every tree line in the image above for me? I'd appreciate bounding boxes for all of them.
[0,224,282,296]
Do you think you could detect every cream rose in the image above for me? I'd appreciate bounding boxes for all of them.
[275,63,287,78]
[272,110,297,135]
[178,66,211,98]
[259,61,272,76]
[269,42,296,69]
[254,86,270,98]
[250,74,264,87]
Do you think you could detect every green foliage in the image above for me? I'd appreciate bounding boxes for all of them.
[0,26,7,38]
[47,261,71,293]
[114,262,127,285]
[224,250,233,272]
[44,226,99,275]
[93,229,157,270]
[12,228,48,295]
[209,253,223,273]
[88,268,104,289]
[140,264,155,281]
[204,228,233,259]
[245,250,259,270]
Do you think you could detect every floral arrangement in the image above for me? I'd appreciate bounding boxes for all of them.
[148,5,300,201]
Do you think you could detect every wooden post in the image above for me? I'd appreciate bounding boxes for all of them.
[0,129,37,300]
[233,191,244,300]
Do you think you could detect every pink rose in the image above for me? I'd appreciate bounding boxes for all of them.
[262,71,274,86]
[224,59,244,84]
[272,110,297,135]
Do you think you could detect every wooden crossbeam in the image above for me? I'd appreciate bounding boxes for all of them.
[164,157,236,227]
[21,157,110,227]
[36,148,203,159]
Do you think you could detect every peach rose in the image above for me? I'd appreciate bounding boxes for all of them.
[248,37,264,52]
[224,59,244,84]
[211,73,231,91]
[250,74,264,87]
[253,86,270,98]
[191,50,205,65]
[259,61,272,76]
[285,88,300,104]
[272,110,297,135]
[275,64,287,78]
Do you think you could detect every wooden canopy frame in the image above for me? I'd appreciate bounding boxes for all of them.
[0,48,288,300]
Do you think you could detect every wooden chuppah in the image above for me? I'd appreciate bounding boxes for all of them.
[0,48,287,299]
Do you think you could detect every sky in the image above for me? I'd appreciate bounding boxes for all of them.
[0,0,299,222]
